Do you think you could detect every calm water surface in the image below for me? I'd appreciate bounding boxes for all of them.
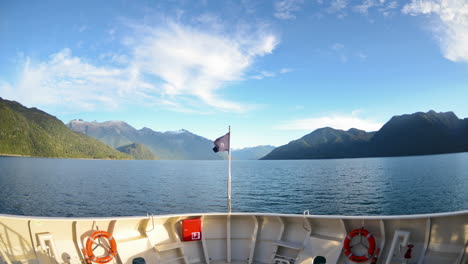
[0,153,467,217]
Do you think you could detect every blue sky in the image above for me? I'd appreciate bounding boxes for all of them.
[1,0,467,148]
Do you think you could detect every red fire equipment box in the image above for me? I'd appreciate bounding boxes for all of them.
[182,218,202,241]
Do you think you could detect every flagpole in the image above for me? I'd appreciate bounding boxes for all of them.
[227,125,232,213]
[227,126,232,263]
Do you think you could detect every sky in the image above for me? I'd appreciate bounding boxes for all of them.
[1,0,468,148]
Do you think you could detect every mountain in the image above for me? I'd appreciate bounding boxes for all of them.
[0,98,130,159]
[263,128,375,159]
[369,110,467,156]
[463,118,468,149]
[117,143,158,160]
[262,111,468,160]
[68,120,138,148]
[67,120,222,160]
[232,145,275,160]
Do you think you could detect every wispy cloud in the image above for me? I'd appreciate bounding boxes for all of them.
[251,67,293,79]
[274,0,305,20]
[353,0,398,16]
[356,52,368,59]
[354,0,377,15]
[99,52,129,65]
[0,49,154,111]
[0,17,280,113]
[313,0,399,18]
[380,1,398,16]
[252,71,276,80]
[329,42,348,62]
[327,0,348,17]
[128,20,279,112]
[331,42,345,50]
[402,0,468,63]
[276,112,383,131]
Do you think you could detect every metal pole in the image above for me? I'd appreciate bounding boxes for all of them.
[227,126,232,262]
[228,125,232,213]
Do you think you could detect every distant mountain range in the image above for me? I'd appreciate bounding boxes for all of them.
[67,120,222,160]
[232,146,275,160]
[0,97,273,160]
[2,97,467,160]
[67,119,275,160]
[0,97,130,159]
[263,110,468,159]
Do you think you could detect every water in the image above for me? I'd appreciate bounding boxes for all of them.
[0,153,467,217]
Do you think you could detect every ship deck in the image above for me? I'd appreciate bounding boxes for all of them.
[0,211,467,264]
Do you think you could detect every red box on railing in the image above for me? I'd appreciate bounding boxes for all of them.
[182,218,202,241]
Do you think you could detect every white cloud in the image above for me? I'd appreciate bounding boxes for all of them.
[316,0,397,18]
[193,13,225,32]
[0,49,154,111]
[99,52,129,65]
[327,0,348,15]
[129,21,279,112]
[351,109,364,116]
[276,113,383,131]
[274,0,305,20]
[354,0,377,14]
[0,18,279,113]
[251,68,293,79]
[402,0,468,62]
[380,1,398,16]
[252,71,276,80]
[353,0,398,16]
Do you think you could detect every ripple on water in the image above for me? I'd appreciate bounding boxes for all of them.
[0,154,467,216]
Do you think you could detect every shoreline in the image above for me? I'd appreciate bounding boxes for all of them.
[0,153,131,161]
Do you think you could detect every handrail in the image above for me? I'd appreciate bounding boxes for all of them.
[1,209,467,221]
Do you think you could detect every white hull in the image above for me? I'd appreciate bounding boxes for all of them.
[0,211,467,264]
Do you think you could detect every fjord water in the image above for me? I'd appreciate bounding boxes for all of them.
[0,153,467,217]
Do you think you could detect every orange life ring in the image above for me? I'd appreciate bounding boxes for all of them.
[342,228,376,263]
[84,231,118,264]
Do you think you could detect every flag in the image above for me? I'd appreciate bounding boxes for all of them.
[213,133,230,152]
